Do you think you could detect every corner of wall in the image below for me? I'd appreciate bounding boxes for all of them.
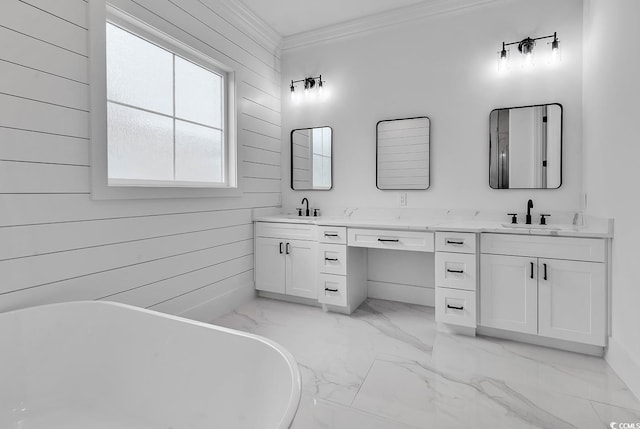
[606,336,640,401]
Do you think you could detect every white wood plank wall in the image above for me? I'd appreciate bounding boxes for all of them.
[0,0,282,320]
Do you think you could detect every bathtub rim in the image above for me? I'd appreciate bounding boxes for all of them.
[1,300,302,429]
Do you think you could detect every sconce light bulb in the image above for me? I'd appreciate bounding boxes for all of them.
[550,37,560,64]
[499,46,508,72]
[318,80,324,96]
[524,52,533,67]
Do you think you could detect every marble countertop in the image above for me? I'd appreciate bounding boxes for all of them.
[253,214,613,238]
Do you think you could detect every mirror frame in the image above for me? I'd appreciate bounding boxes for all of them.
[290,126,334,191]
[488,103,563,190]
[376,116,431,191]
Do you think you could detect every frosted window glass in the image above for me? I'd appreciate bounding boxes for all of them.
[175,57,222,128]
[175,120,223,183]
[106,23,173,115]
[107,102,173,181]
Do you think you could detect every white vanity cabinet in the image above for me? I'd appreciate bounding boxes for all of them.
[255,222,318,299]
[480,254,538,334]
[317,226,367,314]
[434,232,479,330]
[480,234,607,347]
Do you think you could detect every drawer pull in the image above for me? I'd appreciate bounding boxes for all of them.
[325,287,339,293]
[377,238,399,243]
[446,304,464,311]
[325,257,338,262]
[446,240,464,245]
[324,233,339,237]
[446,269,464,274]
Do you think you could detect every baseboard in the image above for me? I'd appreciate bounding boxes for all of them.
[258,291,321,308]
[477,326,604,357]
[606,336,640,401]
[179,282,257,323]
[438,322,476,337]
[367,281,435,306]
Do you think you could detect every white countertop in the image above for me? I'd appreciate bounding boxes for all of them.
[253,214,613,238]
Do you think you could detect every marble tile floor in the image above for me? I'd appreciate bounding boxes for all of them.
[213,298,640,429]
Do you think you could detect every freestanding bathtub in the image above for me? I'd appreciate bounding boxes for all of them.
[0,301,301,428]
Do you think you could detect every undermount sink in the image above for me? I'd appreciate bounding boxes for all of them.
[501,223,561,231]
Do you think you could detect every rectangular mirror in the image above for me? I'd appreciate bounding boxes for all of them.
[291,126,332,190]
[377,117,430,190]
[489,103,562,189]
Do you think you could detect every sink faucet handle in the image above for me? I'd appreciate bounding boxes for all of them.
[313,208,320,217]
[296,208,303,217]
[507,213,518,224]
[540,214,550,225]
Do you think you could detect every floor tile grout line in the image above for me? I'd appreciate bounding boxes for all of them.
[349,356,377,407]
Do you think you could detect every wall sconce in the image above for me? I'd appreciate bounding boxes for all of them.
[290,75,324,99]
[498,32,560,71]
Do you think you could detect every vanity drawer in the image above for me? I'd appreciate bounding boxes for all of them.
[255,222,316,241]
[318,273,347,307]
[318,226,347,244]
[435,232,477,254]
[481,233,605,263]
[435,252,477,291]
[435,287,476,328]
[318,243,347,275]
[347,228,434,252]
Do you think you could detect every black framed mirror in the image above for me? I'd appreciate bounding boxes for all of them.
[291,126,332,190]
[376,117,430,190]
[489,103,562,189]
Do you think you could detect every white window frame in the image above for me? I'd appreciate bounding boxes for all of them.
[89,2,241,199]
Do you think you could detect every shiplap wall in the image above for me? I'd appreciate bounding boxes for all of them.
[0,0,281,320]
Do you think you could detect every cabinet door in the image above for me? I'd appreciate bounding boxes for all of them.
[538,259,606,346]
[255,237,285,294]
[480,254,538,334]
[285,240,318,299]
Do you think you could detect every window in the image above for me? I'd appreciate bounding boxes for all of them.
[105,21,235,189]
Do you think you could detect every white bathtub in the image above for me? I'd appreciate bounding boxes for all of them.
[0,301,301,429]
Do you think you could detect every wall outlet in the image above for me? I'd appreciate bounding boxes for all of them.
[399,192,408,207]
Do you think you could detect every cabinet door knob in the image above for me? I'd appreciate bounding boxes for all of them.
[446,304,464,310]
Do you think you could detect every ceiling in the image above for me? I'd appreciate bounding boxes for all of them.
[238,0,433,37]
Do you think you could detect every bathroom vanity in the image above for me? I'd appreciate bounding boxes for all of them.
[254,213,612,354]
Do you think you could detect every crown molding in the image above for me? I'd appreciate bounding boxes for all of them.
[206,0,283,55]
[281,0,504,51]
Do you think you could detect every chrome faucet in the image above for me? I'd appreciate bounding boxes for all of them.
[301,198,310,217]
[525,199,533,225]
